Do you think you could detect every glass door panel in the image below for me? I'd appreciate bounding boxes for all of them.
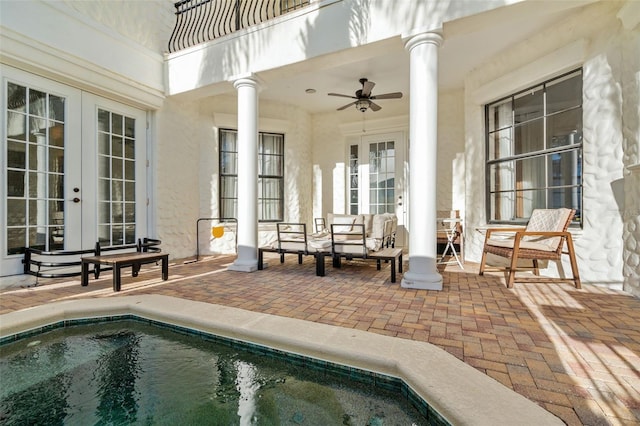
[2,67,81,275]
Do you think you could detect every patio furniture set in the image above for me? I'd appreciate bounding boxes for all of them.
[75,208,580,292]
[258,213,404,282]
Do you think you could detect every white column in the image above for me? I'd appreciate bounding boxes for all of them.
[229,76,260,272]
[401,30,443,290]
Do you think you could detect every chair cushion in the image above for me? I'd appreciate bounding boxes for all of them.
[308,238,332,251]
[332,215,357,231]
[523,208,572,251]
[486,237,557,252]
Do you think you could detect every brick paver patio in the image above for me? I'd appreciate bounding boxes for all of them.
[1,254,639,425]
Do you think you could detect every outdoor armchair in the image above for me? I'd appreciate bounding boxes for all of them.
[479,208,581,289]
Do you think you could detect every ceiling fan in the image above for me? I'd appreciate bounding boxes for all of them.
[328,78,403,112]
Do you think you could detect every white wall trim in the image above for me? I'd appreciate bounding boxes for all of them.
[212,112,290,133]
[472,38,587,104]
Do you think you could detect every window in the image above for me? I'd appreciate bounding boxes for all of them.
[348,144,359,215]
[219,129,284,222]
[485,69,583,224]
[97,109,137,246]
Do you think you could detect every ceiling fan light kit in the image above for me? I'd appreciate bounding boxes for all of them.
[328,78,403,113]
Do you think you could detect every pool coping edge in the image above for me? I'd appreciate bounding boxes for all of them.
[0,294,563,426]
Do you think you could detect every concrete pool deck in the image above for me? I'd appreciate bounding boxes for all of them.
[0,294,561,425]
[1,254,639,424]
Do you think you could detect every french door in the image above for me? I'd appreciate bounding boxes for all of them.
[347,132,406,245]
[1,67,147,276]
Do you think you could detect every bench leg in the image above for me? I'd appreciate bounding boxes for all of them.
[114,265,122,292]
[390,258,396,283]
[376,259,381,270]
[258,249,264,270]
[81,262,90,286]
[132,263,141,277]
[162,256,169,280]
[297,253,303,264]
[398,254,403,273]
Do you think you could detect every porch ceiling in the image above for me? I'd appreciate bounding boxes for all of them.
[255,1,593,121]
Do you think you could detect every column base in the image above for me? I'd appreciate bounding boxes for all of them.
[401,270,443,290]
[228,259,258,272]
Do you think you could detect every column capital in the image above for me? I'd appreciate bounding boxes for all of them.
[403,30,443,52]
[232,74,261,90]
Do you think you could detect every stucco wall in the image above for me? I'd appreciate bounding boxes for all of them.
[437,89,466,213]
[61,0,174,53]
[620,30,640,296]
[156,98,203,260]
[463,1,638,288]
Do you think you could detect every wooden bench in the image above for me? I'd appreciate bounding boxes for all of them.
[81,252,169,292]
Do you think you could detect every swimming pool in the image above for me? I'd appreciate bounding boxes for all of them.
[1,318,427,425]
[0,295,563,425]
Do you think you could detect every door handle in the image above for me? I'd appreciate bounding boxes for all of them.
[72,197,80,203]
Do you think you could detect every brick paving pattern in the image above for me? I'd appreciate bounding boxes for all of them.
[1,254,639,425]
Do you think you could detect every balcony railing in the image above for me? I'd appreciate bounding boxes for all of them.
[168,0,310,53]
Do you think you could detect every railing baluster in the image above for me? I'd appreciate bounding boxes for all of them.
[168,0,310,52]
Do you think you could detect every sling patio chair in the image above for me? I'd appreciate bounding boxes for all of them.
[479,208,581,289]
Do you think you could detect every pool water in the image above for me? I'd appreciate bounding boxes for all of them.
[0,320,427,425]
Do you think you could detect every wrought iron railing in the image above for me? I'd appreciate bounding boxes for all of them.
[168,0,310,53]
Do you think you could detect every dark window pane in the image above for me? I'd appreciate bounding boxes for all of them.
[7,141,26,169]
[112,136,123,157]
[7,83,27,113]
[488,98,512,131]
[125,117,135,137]
[48,174,64,199]
[7,228,26,255]
[98,225,111,245]
[514,86,543,124]
[489,161,515,193]
[49,95,65,121]
[124,140,135,159]
[516,156,546,190]
[547,71,582,114]
[48,147,64,173]
[49,123,64,147]
[514,118,544,154]
[29,90,46,116]
[7,112,26,140]
[112,114,123,135]
[7,171,26,197]
[98,110,110,132]
[548,109,582,148]
[7,199,26,226]
[547,151,582,188]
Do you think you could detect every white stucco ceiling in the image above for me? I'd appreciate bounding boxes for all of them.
[256,0,594,121]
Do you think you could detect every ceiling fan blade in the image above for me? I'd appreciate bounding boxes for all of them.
[361,80,375,97]
[328,93,357,99]
[370,92,403,100]
[369,102,382,112]
[337,101,356,111]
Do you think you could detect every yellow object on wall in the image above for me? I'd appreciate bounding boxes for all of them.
[212,226,224,238]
